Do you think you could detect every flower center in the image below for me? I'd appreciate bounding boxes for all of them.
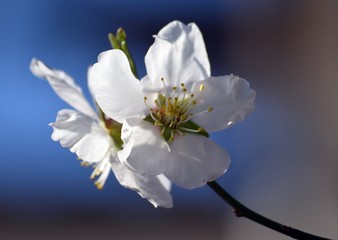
[98,107,123,150]
[144,78,212,142]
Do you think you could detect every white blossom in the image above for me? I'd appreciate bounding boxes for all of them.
[90,21,256,189]
[30,59,173,208]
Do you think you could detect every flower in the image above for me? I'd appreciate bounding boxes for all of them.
[90,20,256,189]
[30,58,173,208]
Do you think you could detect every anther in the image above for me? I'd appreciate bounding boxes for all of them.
[94,181,103,190]
[155,121,163,126]
[208,107,214,112]
[199,84,205,91]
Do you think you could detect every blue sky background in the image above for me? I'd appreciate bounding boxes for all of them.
[1,1,337,239]
[1,0,257,211]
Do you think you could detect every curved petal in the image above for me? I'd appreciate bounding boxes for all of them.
[164,134,230,189]
[30,58,97,119]
[118,118,170,176]
[50,109,111,163]
[89,50,147,123]
[190,75,256,132]
[144,21,210,89]
[111,157,173,208]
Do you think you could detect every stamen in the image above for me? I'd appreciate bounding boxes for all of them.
[169,130,175,142]
[180,127,205,133]
[160,127,166,136]
[193,107,214,117]
[155,121,163,126]
[176,129,185,136]
[178,113,193,124]
[143,81,210,142]
[161,77,170,97]
[90,168,101,179]
[144,96,152,109]
[149,110,158,122]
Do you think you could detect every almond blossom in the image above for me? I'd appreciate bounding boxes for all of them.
[90,20,256,189]
[30,59,173,208]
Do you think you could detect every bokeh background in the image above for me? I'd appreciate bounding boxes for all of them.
[1,0,337,239]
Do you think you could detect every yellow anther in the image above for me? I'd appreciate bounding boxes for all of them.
[181,83,185,87]
[155,121,162,126]
[80,161,90,167]
[199,84,205,91]
[183,88,187,92]
[192,100,197,105]
[190,94,194,97]
[208,107,214,112]
[94,181,103,190]
[173,87,177,90]
[161,77,164,81]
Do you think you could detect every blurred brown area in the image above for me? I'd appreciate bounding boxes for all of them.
[0,206,226,240]
[220,1,338,239]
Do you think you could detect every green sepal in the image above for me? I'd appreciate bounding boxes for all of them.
[161,127,172,142]
[143,114,155,124]
[116,28,127,42]
[180,120,209,138]
[108,33,121,50]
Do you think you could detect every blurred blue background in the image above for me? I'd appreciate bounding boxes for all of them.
[1,0,337,239]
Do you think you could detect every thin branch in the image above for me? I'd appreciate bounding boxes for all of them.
[207,181,332,240]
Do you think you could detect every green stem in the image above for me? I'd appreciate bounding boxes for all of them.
[207,181,332,240]
[108,29,138,78]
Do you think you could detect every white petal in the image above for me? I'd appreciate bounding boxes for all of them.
[89,50,147,123]
[111,157,173,208]
[30,58,97,119]
[145,20,210,88]
[118,118,170,176]
[191,75,256,132]
[50,109,111,163]
[164,134,230,189]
